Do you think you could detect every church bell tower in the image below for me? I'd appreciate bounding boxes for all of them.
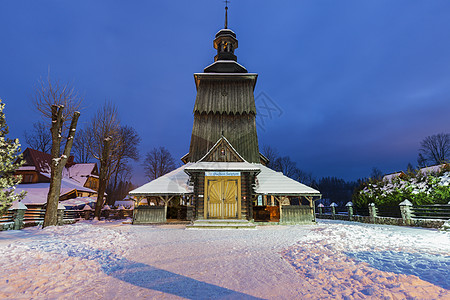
[185,5,260,163]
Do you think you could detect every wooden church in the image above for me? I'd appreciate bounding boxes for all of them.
[130,6,321,227]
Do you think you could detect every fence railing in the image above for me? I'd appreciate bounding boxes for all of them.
[316,200,449,228]
[411,204,450,220]
[1,204,134,231]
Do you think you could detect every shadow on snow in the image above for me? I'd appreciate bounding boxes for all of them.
[345,250,450,290]
[57,242,263,300]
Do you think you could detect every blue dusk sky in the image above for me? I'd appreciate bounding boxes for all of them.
[1,1,450,185]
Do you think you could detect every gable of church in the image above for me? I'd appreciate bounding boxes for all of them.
[199,136,245,163]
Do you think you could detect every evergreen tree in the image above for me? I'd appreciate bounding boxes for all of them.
[0,99,25,215]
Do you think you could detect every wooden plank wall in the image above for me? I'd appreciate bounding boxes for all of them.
[281,205,314,224]
[189,112,260,163]
[133,206,166,224]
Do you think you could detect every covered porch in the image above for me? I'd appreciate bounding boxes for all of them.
[129,164,194,224]
[253,165,321,224]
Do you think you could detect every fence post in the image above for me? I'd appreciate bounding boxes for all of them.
[346,201,353,220]
[118,205,125,219]
[369,203,377,222]
[399,199,413,225]
[102,205,111,220]
[317,203,324,216]
[82,204,92,220]
[57,203,66,226]
[330,202,337,219]
[9,201,28,230]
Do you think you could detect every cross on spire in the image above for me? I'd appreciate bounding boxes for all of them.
[224,0,229,29]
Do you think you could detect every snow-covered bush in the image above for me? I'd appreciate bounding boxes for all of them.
[0,99,25,215]
[353,166,450,208]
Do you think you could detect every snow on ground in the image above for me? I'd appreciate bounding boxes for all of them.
[0,220,448,299]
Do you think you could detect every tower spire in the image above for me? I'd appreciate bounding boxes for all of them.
[224,0,229,29]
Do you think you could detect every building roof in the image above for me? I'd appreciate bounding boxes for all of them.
[15,178,97,205]
[62,163,97,186]
[382,171,406,182]
[418,164,446,175]
[129,164,193,196]
[131,162,320,198]
[60,197,96,208]
[22,148,53,174]
[254,164,321,197]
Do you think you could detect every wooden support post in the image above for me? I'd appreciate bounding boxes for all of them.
[159,195,174,221]
[306,196,315,222]
[275,196,283,223]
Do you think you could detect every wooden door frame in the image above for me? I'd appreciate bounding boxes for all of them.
[204,175,241,219]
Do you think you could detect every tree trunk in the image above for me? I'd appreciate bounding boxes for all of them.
[111,156,122,205]
[44,105,80,228]
[94,137,111,219]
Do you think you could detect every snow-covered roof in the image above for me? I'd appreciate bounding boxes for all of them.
[59,197,96,208]
[129,164,193,196]
[185,162,260,173]
[383,172,405,182]
[63,163,97,186]
[418,164,445,175]
[17,166,36,171]
[130,162,320,197]
[254,164,321,197]
[114,200,134,209]
[16,178,97,205]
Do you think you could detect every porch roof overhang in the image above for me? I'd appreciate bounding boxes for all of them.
[254,164,321,198]
[129,164,193,197]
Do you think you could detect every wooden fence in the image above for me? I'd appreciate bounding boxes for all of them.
[132,206,166,224]
[280,205,314,224]
[316,201,449,228]
[0,206,134,231]
[411,204,450,220]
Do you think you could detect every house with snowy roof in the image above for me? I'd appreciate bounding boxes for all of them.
[382,171,406,182]
[14,148,101,207]
[129,6,321,227]
[418,164,449,175]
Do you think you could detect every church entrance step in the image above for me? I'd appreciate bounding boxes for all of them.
[186,219,256,229]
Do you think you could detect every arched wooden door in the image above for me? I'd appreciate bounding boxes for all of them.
[205,176,241,219]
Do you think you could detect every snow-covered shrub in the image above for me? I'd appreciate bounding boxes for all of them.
[0,99,25,215]
[353,168,450,208]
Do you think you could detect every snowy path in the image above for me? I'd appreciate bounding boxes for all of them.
[0,220,449,299]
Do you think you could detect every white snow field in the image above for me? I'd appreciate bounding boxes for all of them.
[0,220,449,299]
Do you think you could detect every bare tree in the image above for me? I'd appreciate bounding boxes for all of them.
[108,126,140,204]
[418,133,450,166]
[33,75,82,130]
[261,144,279,169]
[44,105,80,227]
[24,121,52,153]
[31,76,82,227]
[72,128,93,163]
[87,102,121,219]
[106,164,133,205]
[370,167,383,181]
[143,147,176,180]
[273,156,298,178]
[295,169,315,186]
[262,144,315,184]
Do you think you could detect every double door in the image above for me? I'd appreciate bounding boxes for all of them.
[205,176,241,219]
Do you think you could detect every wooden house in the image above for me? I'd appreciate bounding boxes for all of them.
[14,148,100,206]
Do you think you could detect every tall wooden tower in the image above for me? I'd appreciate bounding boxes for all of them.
[184,7,260,163]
